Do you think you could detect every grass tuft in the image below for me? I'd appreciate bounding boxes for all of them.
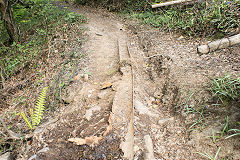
[209,74,240,103]
[129,0,240,37]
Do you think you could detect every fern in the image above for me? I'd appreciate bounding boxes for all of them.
[20,87,48,130]
[20,112,33,130]
[32,87,48,128]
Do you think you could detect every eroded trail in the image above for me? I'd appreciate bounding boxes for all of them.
[27,6,136,160]
[25,4,240,160]
[26,6,194,160]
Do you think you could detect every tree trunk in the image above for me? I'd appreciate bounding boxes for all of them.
[0,0,20,43]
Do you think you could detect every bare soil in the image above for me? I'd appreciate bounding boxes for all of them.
[1,2,240,160]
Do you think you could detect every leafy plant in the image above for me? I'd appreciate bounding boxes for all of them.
[20,87,48,130]
[209,75,240,103]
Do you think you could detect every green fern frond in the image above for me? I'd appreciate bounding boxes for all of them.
[30,108,34,123]
[32,87,48,129]
[20,112,33,130]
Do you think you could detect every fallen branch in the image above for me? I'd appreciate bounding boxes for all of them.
[0,117,22,140]
[197,33,240,54]
[152,0,200,8]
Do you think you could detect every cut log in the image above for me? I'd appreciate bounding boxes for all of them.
[197,33,240,54]
[152,0,195,8]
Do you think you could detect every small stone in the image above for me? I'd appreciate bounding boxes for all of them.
[84,74,89,81]
[37,147,50,153]
[134,100,158,117]
[177,36,184,41]
[28,154,37,160]
[0,152,12,160]
[95,33,103,36]
[62,95,74,104]
[112,84,117,91]
[88,89,94,98]
[158,117,174,125]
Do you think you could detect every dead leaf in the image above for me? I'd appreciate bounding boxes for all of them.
[68,136,103,146]
[101,82,112,90]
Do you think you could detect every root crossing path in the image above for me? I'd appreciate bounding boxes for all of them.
[31,5,199,160]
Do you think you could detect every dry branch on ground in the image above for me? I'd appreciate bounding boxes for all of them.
[152,0,204,8]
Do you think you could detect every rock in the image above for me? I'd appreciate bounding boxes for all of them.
[62,95,74,104]
[0,152,12,160]
[152,104,158,109]
[134,100,158,117]
[158,117,174,125]
[88,89,94,98]
[95,33,103,36]
[97,90,108,99]
[85,106,101,121]
[37,147,50,153]
[28,147,49,160]
[177,36,184,41]
[28,154,37,160]
[83,74,89,82]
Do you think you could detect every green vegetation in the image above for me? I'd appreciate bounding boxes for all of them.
[0,0,86,154]
[226,121,240,139]
[129,0,240,37]
[209,74,240,103]
[20,87,48,130]
[196,147,221,160]
[226,128,240,139]
[177,92,206,131]
[76,0,239,36]
[179,74,239,138]
[0,0,85,81]
[209,116,230,142]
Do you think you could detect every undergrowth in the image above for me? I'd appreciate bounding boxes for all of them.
[0,0,85,82]
[20,87,48,130]
[0,0,86,155]
[177,74,240,152]
[209,74,240,104]
[128,0,240,37]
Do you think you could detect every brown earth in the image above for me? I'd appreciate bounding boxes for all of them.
[1,2,240,160]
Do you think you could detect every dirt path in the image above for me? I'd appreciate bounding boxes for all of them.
[23,4,240,160]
